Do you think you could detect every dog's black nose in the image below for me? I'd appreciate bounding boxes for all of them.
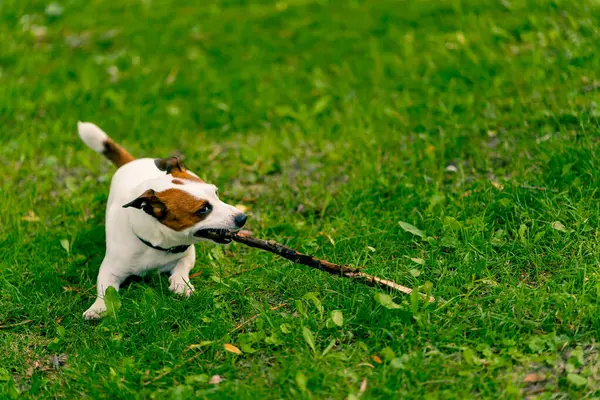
[234,213,247,228]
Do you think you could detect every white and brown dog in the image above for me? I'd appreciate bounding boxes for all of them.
[78,122,247,319]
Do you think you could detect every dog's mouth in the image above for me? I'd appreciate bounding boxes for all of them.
[193,228,233,244]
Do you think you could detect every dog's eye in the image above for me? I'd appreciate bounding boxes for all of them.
[196,204,212,215]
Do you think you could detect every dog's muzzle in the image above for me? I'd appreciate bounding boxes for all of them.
[193,228,232,244]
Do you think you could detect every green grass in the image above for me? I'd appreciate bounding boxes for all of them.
[2,0,600,397]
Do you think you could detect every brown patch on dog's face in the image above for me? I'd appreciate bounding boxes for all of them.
[124,188,211,231]
[155,156,203,183]
[172,179,185,185]
[155,189,210,231]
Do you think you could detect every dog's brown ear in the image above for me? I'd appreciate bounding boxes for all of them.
[155,155,204,183]
[123,189,167,219]
[154,156,185,174]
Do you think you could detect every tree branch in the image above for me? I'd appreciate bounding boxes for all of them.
[207,231,434,303]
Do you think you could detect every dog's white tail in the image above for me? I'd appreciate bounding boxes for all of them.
[78,122,135,167]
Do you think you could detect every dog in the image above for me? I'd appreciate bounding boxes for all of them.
[77,122,247,319]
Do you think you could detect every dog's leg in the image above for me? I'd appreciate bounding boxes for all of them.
[169,246,196,297]
[83,257,128,319]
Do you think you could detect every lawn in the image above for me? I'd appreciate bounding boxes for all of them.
[2,0,600,398]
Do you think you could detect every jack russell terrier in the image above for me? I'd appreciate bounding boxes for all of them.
[77,122,247,319]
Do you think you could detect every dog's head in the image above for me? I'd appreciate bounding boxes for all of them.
[123,157,246,244]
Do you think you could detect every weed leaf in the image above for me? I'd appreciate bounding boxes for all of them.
[104,287,121,316]
[374,293,401,309]
[223,344,242,355]
[303,292,324,318]
[566,373,587,387]
[551,221,567,232]
[410,257,425,265]
[321,339,336,357]
[302,327,316,353]
[398,221,424,238]
[330,310,343,327]
[296,371,307,392]
[60,239,70,255]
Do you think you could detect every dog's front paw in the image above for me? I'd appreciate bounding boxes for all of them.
[83,299,106,320]
[169,277,195,297]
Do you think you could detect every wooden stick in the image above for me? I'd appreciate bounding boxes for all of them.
[206,231,434,303]
[0,320,33,329]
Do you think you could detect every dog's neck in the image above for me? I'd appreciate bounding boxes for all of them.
[127,209,195,249]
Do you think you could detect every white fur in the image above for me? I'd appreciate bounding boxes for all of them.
[80,127,244,319]
[78,122,109,153]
